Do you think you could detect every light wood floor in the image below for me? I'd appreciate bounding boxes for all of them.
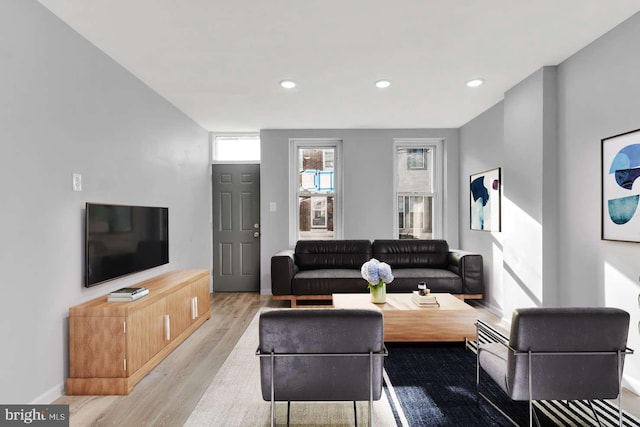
[55,292,284,426]
[55,293,640,426]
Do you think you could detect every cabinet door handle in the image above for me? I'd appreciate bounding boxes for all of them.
[164,314,170,341]
[194,296,198,318]
[191,297,196,320]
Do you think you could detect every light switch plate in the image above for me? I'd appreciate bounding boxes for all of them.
[72,173,82,191]
[269,202,277,212]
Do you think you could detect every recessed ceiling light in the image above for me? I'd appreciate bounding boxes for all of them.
[375,80,391,89]
[466,79,484,88]
[280,80,296,89]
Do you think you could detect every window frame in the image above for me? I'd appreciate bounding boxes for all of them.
[289,139,343,246]
[392,138,443,239]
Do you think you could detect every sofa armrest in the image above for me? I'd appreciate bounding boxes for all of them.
[271,250,298,295]
[448,250,484,295]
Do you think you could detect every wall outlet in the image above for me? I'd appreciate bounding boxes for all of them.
[72,173,82,191]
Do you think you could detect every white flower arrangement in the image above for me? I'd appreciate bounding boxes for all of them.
[361,258,394,289]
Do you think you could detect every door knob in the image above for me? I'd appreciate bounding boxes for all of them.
[253,231,260,238]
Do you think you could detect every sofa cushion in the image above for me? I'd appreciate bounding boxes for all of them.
[291,267,462,295]
[295,240,372,270]
[372,239,449,268]
[390,268,462,293]
[292,269,368,295]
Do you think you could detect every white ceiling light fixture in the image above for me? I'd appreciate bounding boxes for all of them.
[280,80,296,89]
[466,79,484,88]
[375,80,391,89]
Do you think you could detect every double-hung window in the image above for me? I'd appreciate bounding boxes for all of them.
[394,139,443,239]
[290,139,342,244]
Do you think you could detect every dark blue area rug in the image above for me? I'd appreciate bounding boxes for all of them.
[383,343,573,426]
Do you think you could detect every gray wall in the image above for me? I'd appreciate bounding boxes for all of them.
[0,1,210,403]
[502,67,559,313]
[460,70,560,317]
[557,11,640,388]
[460,11,640,390]
[459,102,504,313]
[260,128,460,293]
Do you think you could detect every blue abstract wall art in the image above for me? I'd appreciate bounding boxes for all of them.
[608,195,640,225]
[602,129,640,242]
[470,168,501,231]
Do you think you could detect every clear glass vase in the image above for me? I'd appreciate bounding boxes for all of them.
[370,282,386,304]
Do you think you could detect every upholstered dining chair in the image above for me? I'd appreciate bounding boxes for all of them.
[476,307,633,427]
[256,308,387,427]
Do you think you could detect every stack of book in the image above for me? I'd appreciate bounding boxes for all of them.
[411,291,439,307]
[107,286,149,302]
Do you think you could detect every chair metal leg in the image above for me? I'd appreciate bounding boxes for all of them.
[476,331,481,407]
[521,351,542,427]
[531,404,541,427]
[618,350,624,427]
[287,401,291,427]
[270,352,275,427]
[477,338,519,427]
[527,351,534,427]
[353,401,357,426]
[586,400,603,427]
[369,351,373,427]
[270,399,274,427]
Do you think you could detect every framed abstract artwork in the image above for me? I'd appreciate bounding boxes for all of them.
[470,168,501,231]
[602,128,640,242]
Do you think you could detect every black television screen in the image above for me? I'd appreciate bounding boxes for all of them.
[85,203,169,287]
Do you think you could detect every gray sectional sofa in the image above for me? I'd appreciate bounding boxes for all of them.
[271,239,483,307]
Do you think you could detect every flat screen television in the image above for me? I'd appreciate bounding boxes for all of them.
[85,203,169,287]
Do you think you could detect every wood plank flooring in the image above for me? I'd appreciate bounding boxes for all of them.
[55,293,640,426]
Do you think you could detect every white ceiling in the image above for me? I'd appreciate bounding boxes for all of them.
[37,1,640,131]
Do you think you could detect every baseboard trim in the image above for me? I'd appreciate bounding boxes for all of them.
[30,382,64,404]
[624,374,640,397]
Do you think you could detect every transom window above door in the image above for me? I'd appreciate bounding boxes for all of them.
[212,134,260,162]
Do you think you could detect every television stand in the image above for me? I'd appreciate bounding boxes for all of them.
[66,269,210,395]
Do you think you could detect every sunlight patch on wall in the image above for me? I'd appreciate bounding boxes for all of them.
[502,196,542,313]
[490,241,505,314]
[603,261,637,308]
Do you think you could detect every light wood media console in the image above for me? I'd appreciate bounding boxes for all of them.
[66,269,211,395]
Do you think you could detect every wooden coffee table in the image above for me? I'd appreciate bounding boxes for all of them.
[332,293,477,342]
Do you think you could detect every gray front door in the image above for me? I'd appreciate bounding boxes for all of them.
[212,164,260,292]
